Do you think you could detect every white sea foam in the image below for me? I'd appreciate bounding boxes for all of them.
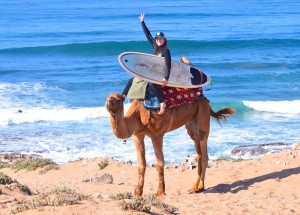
[0,82,65,109]
[243,100,300,114]
[0,103,132,126]
[0,107,107,126]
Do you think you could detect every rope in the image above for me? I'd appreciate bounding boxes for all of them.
[204,79,213,91]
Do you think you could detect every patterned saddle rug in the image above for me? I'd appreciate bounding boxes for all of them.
[143,86,202,110]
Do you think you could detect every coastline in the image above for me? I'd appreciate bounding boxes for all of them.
[0,146,299,215]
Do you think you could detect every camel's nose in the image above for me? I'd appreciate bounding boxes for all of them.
[105,98,118,113]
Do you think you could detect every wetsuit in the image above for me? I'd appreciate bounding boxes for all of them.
[122,21,171,103]
[141,21,171,80]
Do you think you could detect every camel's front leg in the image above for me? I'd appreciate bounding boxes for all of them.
[132,133,146,196]
[151,134,165,196]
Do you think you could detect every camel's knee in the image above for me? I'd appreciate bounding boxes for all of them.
[154,152,164,173]
[138,164,146,175]
[155,162,164,175]
[199,130,208,140]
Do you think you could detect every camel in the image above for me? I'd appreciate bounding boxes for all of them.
[105,93,235,196]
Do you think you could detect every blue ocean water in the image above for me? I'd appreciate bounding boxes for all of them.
[1,0,299,164]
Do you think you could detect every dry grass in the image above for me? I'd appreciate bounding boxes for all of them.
[0,155,58,174]
[11,187,90,214]
[110,192,179,214]
[232,158,245,162]
[11,158,56,171]
[0,172,32,195]
[39,163,59,174]
[214,157,230,162]
[109,192,133,200]
[98,158,109,170]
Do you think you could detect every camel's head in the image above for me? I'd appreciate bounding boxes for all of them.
[105,93,125,115]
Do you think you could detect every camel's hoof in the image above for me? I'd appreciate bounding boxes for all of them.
[188,188,205,194]
[156,192,166,197]
[134,187,143,196]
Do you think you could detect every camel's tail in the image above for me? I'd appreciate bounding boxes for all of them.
[210,107,235,126]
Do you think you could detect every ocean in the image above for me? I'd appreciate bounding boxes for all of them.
[1,0,299,164]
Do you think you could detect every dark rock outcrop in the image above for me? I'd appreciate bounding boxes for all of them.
[231,142,290,157]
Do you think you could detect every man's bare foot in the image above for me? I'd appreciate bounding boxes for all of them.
[158,102,166,115]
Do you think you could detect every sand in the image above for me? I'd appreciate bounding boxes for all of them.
[0,148,299,215]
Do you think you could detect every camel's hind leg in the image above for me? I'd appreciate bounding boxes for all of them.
[185,98,210,193]
[132,133,146,196]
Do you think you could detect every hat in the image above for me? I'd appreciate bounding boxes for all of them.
[179,57,194,66]
[155,32,165,39]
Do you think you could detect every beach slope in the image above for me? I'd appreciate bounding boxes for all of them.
[0,149,299,215]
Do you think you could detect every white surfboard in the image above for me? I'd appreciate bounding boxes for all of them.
[118,52,211,88]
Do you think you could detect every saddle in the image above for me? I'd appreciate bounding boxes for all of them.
[143,86,202,110]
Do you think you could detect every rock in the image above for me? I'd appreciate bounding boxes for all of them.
[81,160,88,166]
[126,160,132,165]
[292,143,300,150]
[189,164,197,170]
[82,173,113,184]
[231,142,289,157]
[94,192,102,198]
[0,198,16,204]
[31,189,39,195]
[0,159,11,164]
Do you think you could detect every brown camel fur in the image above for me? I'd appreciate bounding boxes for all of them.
[105,93,235,196]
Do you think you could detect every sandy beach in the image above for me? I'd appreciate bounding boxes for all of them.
[0,146,299,215]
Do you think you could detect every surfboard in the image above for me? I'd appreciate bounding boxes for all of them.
[118,52,211,88]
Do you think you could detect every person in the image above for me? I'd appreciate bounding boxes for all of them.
[122,13,171,115]
[179,56,193,67]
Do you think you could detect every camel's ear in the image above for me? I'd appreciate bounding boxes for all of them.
[121,94,126,102]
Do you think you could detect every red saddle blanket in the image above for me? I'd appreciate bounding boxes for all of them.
[162,86,202,108]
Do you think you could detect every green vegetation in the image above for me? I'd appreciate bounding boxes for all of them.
[109,192,133,200]
[232,158,245,162]
[11,187,89,214]
[110,192,178,214]
[0,163,10,169]
[39,163,59,174]
[214,157,230,163]
[98,158,109,170]
[0,172,14,184]
[11,158,56,171]
[0,172,31,195]
[0,155,58,174]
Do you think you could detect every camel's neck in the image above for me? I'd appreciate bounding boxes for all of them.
[109,109,134,139]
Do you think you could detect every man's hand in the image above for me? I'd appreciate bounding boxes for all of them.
[162,79,168,86]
